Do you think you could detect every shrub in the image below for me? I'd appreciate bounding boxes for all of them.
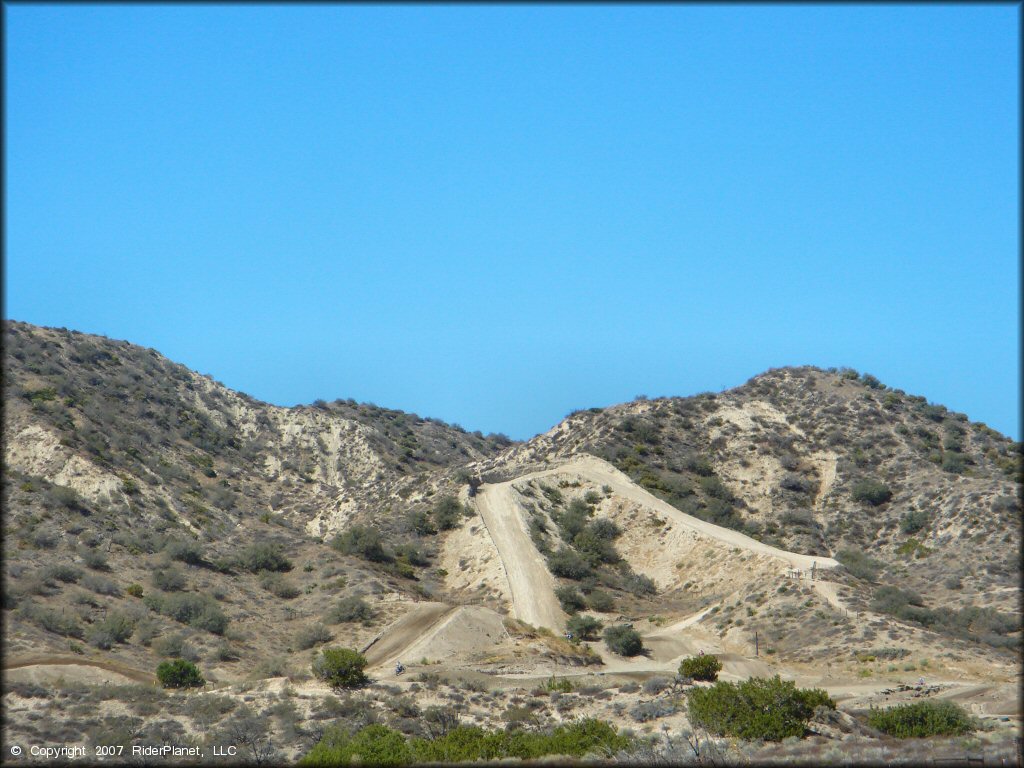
[678,654,722,682]
[566,615,603,641]
[312,648,368,689]
[555,586,586,614]
[260,573,301,599]
[900,509,931,535]
[81,573,121,596]
[145,592,228,635]
[547,549,593,580]
[586,590,615,612]
[331,525,391,563]
[432,496,466,531]
[836,548,884,582]
[81,548,110,571]
[572,527,620,564]
[603,625,643,656]
[157,659,205,689]
[152,567,187,592]
[44,564,83,584]
[164,538,204,565]
[296,623,333,650]
[126,583,144,598]
[237,542,293,573]
[687,675,834,741]
[303,724,413,766]
[329,596,374,624]
[866,700,975,738]
[407,510,437,536]
[941,453,967,474]
[629,698,678,722]
[851,480,892,506]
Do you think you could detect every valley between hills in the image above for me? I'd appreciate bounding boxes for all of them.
[2,319,1021,764]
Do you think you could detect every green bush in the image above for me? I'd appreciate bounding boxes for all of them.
[687,675,834,741]
[566,614,603,641]
[157,659,205,689]
[603,624,643,656]
[836,548,885,582]
[586,590,615,612]
[678,654,722,682]
[302,724,412,766]
[164,538,204,565]
[328,595,374,624]
[151,567,187,592]
[899,509,931,535]
[126,583,144,598]
[866,700,975,738]
[260,573,301,599]
[432,496,467,531]
[851,480,892,506]
[237,542,293,573]
[312,647,368,689]
[547,548,593,580]
[331,525,392,563]
[555,585,586,613]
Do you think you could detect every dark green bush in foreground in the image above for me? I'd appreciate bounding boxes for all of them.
[678,653,722,682]
[312,647,368,689]
[603,624,643,656]
[687,675,834,741]
[300,718,631,766]
[156,659,205,689]
[867,700,975,738]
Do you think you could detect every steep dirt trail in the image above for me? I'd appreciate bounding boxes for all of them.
[510,455,839,571]
[474,482,565,632]
[361,602,456,667]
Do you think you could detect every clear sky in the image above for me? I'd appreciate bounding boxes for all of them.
[5,4,1020,440]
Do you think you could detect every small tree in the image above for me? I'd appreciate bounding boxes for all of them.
[678,654,722,682]
[603,625,643,656]
[566,614,603,641]
[312,647,368,689]
[157,659,205,689]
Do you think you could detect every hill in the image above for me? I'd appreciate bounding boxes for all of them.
[3,320,1020,763]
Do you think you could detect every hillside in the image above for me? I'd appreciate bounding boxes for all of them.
[3,320,1020,763]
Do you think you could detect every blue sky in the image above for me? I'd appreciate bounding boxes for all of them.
[5,5,1019,440]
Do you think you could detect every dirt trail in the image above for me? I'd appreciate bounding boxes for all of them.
[508,456,838,571]
[4,655,153,685]
[361,602,456,667]
[474,482,565,631]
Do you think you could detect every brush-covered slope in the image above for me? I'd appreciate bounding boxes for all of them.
[3,320,513,675]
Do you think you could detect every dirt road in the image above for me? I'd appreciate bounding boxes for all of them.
[474,482,565,632]
[4,655,153,685]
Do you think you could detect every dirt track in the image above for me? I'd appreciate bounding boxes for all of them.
[4,655,153,685]
[474,482,565,631]
[361,602,456,667]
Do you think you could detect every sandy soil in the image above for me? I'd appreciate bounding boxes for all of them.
[4,655,153,685]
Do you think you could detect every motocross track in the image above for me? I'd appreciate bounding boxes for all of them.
[4,655,153,685]
[373,456,842,679]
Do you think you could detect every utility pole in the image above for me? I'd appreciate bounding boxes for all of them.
[754,630,759,657]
